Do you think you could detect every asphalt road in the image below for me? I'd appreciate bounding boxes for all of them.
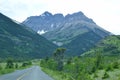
[0,66,54,80]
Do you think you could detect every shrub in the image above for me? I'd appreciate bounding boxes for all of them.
[15,63,18,68]
[6,58,14,69]
[0,65,2,70]
[112,61,119,69]
[91,66,96,73]
[22,62,28,67]
[98,64,104,70]
[105,65,113,71]
[94,73,98,78]
[102,72,109,79]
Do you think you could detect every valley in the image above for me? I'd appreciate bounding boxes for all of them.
[0,11,120,80]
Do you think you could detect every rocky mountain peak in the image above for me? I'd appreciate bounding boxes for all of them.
[41,11,53,17]
[54,13,64,18]
[22,11,96,33]
[65,11,94,23]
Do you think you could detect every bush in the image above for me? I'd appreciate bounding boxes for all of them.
[77,73,92,80]
[93,73,98,78]
[98,64,104,70]
[102,72,109,79]
[91,66,96,73]
[112,62,119,69]
[105,65,113,71]
[0,65,2,70]
[6,59,14,69]
[15,63,18,68]
[22,62,29,67]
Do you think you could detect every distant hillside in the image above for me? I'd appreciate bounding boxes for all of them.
[83,35,120,56]
[63,31,102,56]
[0,13,57,60]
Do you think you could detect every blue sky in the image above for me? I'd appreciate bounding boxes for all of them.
[0,0,120,34]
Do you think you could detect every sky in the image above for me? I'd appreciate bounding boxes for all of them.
[0,0,120,35]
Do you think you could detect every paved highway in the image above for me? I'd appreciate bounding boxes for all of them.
[0,66,54,80]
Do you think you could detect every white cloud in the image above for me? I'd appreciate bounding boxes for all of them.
[0,0,120,34]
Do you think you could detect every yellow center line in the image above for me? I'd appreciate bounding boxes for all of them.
[17,69,33,80]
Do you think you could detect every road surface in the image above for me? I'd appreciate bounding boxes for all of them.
[0,66,54,80]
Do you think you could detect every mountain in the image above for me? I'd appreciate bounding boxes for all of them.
[0,13,57,60]
[63,31,102,56]
[23,11,111,56]
[22,11,64,34]
[83,35,120,56]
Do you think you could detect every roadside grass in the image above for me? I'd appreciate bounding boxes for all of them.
[91,59,120,80]
[42,67,120,80]
[40,56,120,80]
[0,62,32,75]
[41,67,73,80]
[91,69,120,80]
[0,63,15,75]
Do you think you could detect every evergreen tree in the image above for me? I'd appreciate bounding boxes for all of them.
[15,63,18,68]
[6,58,14,68]
[53,48,66,71]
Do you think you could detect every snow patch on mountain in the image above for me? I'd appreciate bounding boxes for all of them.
[37,30,47,35]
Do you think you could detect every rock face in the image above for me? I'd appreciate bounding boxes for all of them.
[0,13,57,60]
[22,11,94,34]
[23,11,111,56]
[22,11,64,33]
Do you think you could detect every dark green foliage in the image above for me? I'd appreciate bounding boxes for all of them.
[88,53,103,73]
[28,61,32,65]
[66,58,72,64]
[45,56,49,62]
[77,73,92,80]
[53,48,66,71]
[95,53,103,69]
[21,61,32,67]
[22,63,28,67]
[105,65,113,71]
[112,61,119,69]
[40,59,57,70]
[6,58,14,68]
[93,73,98,78]
[0,64,2,70]
[91,66,96,73]
[15,63,18,68]
[0,13,57,60]
[102,72,109,79]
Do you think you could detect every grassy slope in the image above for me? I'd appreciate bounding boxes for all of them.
[0,13,57,60]
[83,35,120,56]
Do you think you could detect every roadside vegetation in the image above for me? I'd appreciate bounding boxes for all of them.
[40,48,120,80]
[0,58,32,75]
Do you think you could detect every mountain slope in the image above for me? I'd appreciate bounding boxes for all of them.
[83,35,120,56]
[63,31,102,56]
[0,13,57,60]
[23,11,111,45]
[23,11,111,56]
